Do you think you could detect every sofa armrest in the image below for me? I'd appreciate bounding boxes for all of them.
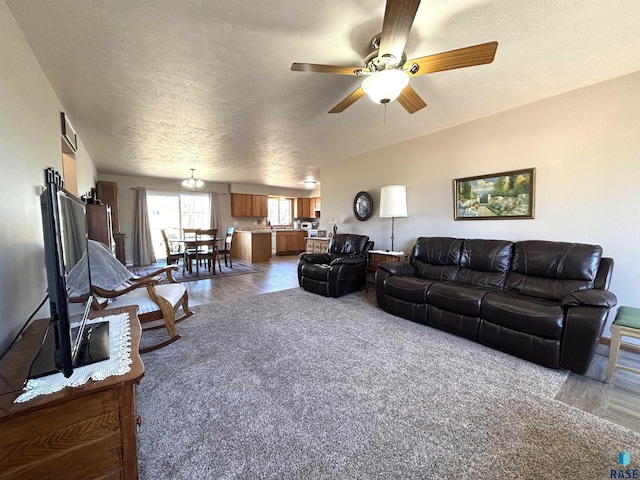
[378,261,416,277]
[560,288,617,374]
[331,256,366,267]
[561,289,618,308]
[560,303,612,374]
[299,253,331,264]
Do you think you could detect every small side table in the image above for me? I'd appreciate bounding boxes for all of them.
[366,250,405,293]
[605,306,640,383]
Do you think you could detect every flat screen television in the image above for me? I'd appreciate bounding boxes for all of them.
[29,182,109,379]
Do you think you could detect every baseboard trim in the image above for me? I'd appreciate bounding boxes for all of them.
[600,337,640,354]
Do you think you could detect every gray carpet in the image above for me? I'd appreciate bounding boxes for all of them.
[136,288,640,479]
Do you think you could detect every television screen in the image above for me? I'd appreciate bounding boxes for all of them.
[30,182,109,379]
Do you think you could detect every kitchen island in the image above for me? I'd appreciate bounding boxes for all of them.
[231,230,272,263]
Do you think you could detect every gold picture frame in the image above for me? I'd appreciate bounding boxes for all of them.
[454,168,535,220]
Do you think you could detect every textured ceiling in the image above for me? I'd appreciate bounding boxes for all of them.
[7,0,640,189]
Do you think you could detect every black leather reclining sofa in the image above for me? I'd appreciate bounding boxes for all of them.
[375,237,617,374]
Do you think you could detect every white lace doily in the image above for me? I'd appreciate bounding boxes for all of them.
[15,312,132,403]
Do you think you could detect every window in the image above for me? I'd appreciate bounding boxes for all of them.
[268,197,292,226]
[147,191,211,260]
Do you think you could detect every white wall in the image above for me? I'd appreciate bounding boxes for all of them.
[0,1,97,355]
[321,71,640,339]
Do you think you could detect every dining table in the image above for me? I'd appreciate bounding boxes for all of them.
[177,236,225,275]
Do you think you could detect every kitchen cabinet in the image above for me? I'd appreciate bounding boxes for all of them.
[252,195,268,217]
[296,197,321,218]
[231,193,268,217]
[276,230,306,254]
[231,193,248,217]
[296,198,311,218]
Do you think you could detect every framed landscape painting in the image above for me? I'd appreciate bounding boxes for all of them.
[454,168,535,220]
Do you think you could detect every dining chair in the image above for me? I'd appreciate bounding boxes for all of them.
[161,228,183,266]
[192,228,218,275]
[182,228,202,273]
[217,227,235,268]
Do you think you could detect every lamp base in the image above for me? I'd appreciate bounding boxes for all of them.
[390,216,395,251]
[333,224,338,236]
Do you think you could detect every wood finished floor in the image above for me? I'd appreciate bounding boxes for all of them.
[182,255,640,433]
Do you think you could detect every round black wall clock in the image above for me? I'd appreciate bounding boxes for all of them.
[353,191,373,221]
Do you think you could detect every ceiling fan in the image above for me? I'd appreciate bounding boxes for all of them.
[291,0,498,114]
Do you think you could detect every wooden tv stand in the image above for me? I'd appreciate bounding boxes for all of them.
[0,306,144,479]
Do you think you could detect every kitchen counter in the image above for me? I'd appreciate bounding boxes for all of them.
[231,231,271,263]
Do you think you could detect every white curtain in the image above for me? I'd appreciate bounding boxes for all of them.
[133,187,156,265]
[210,193,220,232]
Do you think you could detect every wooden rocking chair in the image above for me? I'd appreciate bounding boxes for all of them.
[87,240,193,353]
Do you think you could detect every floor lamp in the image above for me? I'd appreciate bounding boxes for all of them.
[379,185,407,252]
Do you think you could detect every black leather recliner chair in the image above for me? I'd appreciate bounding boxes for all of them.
[298,234,373,297]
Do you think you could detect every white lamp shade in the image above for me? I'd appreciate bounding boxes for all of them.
[328,215,341,224]
[361,70,410,104]
[379,185,408,218]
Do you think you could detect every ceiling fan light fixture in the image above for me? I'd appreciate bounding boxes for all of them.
[361,69,409,104]
[182,168,204,190]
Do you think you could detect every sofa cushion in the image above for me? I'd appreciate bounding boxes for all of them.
[384,297,428,324]
[300,262,331,282]
[384,275,434,304]
[412,237,463,281]
[481,291,565,339]
[428,305,480,340]
[427,282,489,317]
[478,320,561,369]
[505,241,602,301]
[108,283,185,315]
[455,239,513,289]
[329,234,369,257]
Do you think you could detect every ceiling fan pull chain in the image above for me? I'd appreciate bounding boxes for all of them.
[384,102,387,125]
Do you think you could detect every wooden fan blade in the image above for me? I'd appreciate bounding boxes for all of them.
[405,41,498,76]
[397,84,427,114]
[291,63,365,76]
[378,0,421,63]
[328,87,366,113]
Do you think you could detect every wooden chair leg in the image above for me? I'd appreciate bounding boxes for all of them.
[176,290,193,323]
[139,284,182,353]
[606,325,622,383]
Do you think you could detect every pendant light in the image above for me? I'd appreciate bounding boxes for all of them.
[182,169,204,190]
